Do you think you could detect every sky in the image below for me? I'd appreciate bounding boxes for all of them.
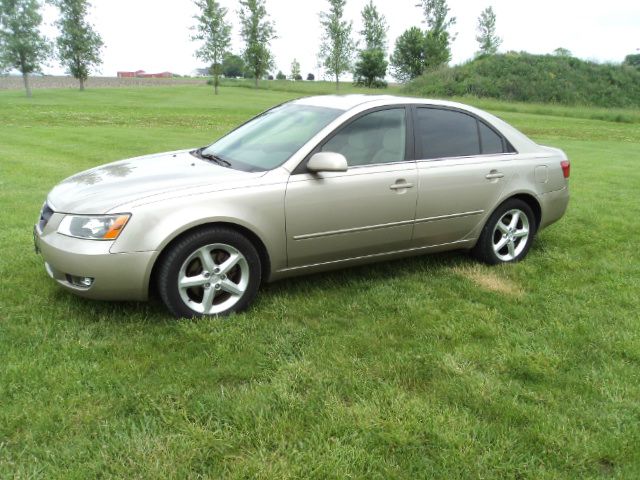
[38,0,640,79]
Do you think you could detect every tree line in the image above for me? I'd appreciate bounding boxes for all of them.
[192,0,505,93]
[0,0,502,96]
[2,0,638,98]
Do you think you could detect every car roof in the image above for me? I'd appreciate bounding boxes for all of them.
[292,94,473,112]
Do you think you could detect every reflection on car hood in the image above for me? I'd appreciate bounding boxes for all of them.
[48,149,265,214]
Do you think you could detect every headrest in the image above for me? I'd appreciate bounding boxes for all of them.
[383,129,402,152]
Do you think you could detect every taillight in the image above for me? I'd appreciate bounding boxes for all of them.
[561,160,570,178]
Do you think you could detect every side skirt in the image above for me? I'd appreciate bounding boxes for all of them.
[269,238,477,282]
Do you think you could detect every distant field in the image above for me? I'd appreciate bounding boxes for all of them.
[7,75,640,125]
[0,75,206,90]
[1,84,639,478]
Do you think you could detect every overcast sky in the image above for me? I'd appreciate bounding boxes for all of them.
[39,0,640,78]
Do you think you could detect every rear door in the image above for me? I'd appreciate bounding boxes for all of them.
[411,106,518,247]
[285,107,418,267]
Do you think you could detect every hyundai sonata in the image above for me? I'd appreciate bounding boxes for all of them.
[34,95,570,317]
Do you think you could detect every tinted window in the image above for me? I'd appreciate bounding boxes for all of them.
[479,121,505,154]
[322,109,406,166]
[416,108,480,159]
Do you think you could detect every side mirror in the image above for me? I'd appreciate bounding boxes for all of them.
[307,152,348,173]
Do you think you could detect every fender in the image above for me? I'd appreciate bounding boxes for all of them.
[109,181,288,273]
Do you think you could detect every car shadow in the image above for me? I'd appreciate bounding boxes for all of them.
[58,249,475,323]
[262,250,466,296]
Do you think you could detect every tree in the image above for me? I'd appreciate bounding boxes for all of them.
[553,47,572,57]
[475,6,500,57]
[319,0,355,90]
[390,27,425,82]
[623,53,640,68]
[239,0,275,87]
[354,0,387,88]
[420,0,456,69]
[276,70,286,80]
[354,49,387,87]
[50,0,103,91]
[0,0,51,97]
[221,53,245,78]
[191,0,231,94]
[290,58,301,80]
[306,73,315,81]
[360,0,386,51]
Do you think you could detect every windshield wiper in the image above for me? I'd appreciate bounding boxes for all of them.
[192,148,232,168]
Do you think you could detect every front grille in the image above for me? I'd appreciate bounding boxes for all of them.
[38,202,54,231]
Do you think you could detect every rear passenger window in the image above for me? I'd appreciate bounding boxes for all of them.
[415,108,508,159]
[479,121,504,154]
[416,108,480,159]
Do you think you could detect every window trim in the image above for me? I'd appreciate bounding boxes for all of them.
[411,104,518,162]
[291,105,414,175]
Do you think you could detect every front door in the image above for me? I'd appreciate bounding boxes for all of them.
[285,107,418,268]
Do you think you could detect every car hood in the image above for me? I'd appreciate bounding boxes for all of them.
[48,149,266,214]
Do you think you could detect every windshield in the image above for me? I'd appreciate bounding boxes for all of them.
[201,103,343,171]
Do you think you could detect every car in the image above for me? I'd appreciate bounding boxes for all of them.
[34,95,570,318]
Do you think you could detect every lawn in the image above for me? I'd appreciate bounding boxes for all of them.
[1,82,639,479]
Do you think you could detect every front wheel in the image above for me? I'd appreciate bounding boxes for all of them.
[472,199,537,265]
[157,227,262,318]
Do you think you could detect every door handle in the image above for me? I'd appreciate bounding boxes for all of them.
[390,182,414,190]
[485,171,504,180]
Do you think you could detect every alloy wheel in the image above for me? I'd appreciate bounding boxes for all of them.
[492,209,530,262]
[177,243,249,315]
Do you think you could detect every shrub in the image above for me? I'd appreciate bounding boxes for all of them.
[403,52,640,107]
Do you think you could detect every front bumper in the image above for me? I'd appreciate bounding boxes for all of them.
[34,218,155,301]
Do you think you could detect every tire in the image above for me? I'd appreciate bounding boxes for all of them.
[472,198,537,265]
[157,227,262,318]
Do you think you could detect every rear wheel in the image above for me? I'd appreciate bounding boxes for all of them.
[157,227,261,318]
[473,199,537,265]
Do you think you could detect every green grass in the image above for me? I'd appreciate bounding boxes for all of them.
[1,84,640,478]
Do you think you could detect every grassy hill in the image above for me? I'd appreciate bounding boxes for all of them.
[404,52,640,108]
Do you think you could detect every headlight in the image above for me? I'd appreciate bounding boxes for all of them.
[58,214,131,240]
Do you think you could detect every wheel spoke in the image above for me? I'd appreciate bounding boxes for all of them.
[497,221,509,234]
[507,240,516,258]
[514,228,529,239]
[180,274,208,289]
[494,236,509,252]
[509,211,520,229]
[220,279,244,296]
[201,287,216,313]
[196,247,216,273]
[219,253,241,275]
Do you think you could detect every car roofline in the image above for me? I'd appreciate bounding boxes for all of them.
[292,94,486,112]
[280,94,540,174]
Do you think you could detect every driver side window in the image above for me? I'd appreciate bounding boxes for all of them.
[321,108,407,167]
